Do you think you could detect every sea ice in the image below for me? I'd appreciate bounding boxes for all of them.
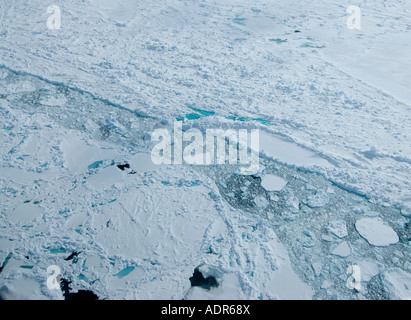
[331,241,351,258]
[328,221,348,239]
[355,217,399,247]
[380,269,411,300]
[306,190,329,208]
[260,174,287,192]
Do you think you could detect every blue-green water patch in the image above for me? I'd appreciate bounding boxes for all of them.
[88,160,104,170]
[188,107,215,117]
[177,107,215,122]
[59,209,71,216]
[225,115,271,125]
[114,266,135,279]
[185,113,202,120]
[269,38,287,44]
[163,181,201,188]
[300,43,325,49]
[20,265,33,269]
[88,160,115,170]
[233,18,247,26]
[50,247,67,254]
[78,273,89,283]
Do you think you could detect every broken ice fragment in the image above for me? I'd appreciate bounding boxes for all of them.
[287,194,300,213]
[328,221,348,238]
[299,230,316,248]
[306,190,329,208]
[254,195,269,209]
[331,241,351,257]
[261,174,287,192]
[321,280,333,289]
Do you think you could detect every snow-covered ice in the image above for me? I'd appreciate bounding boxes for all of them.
[380,269,411,300]
[260,174,287,192]
[355,217,399,247]
[331,241,351,258]
[328,221,348,239]
[0,0,410,301]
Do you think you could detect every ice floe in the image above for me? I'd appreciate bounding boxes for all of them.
[355,217,399,247]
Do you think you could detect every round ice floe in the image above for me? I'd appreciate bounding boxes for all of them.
[260,174,287,192]
[355,217,399,247]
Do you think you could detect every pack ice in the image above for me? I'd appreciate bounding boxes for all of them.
[0,0,410,301]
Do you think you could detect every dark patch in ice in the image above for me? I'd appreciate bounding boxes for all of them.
[60,278,99,301]
[218,174,265,211]
[114,266,135,279]
[269,38,287,44]
[0,286,9,300]
[189,268,219,290]
[362,147,378,160]
[117,163,130,171]
[0,253,13,274]
[65,251,81,261]
[366,276,389,300]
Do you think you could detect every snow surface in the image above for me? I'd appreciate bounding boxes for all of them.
[380,269,411,300]
[0,0,410,300]
[1,0,410,216]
